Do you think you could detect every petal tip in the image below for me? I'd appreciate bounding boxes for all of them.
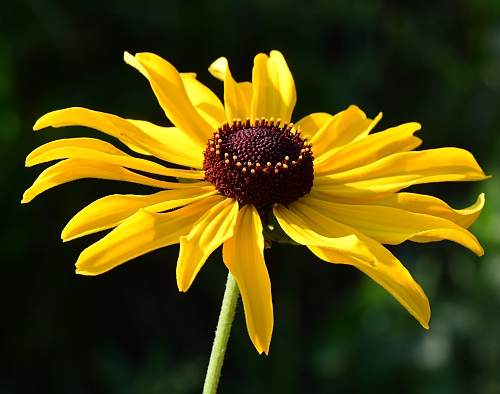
[75,268,93,276]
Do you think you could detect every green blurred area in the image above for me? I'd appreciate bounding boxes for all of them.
[1,0,500,393]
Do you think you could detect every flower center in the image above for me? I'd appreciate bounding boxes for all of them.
[203,118,314,208]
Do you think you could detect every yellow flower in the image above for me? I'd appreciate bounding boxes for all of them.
[24,50,488,355]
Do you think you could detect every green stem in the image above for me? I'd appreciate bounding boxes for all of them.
[202,271,240,394]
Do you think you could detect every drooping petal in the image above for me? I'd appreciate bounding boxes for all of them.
[124,120,204,168]
[251,51,296,123]
[295,112,334,140]
[313,148,489,198]
[310,106,382,160]
[273,205,376,265]
[127,52,215,147]
[222,204,273,355]
[26,139,204,180]
[290,202,430,328]
[314,122,422,175]
[22,159,206,203]
[209,57,253,122]
[309,190,485,229]
[310,246,430,328]
[33,107,204,163]
[62,186,217,242]
[75,195,225,275]
[301,194,484,255]
[180,73,227,129]
[177,198,239,291]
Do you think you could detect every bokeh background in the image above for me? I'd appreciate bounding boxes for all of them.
[2,0,500,393]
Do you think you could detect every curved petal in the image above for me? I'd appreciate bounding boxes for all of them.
[22,159,206,203]
[251,51,296,123]
[310,246,430,328]
[301,194,483,255]
[295,112,333,140]
[314,122,422,175]
[289,202,430,328]
[273,205,376,265]
[127,52,214,147]
[208,57,227,81]
[310,106,382,160]
[62,186,217,242]
[33,107,204,163]
[180,73,227,129]
[209,57,253,122]
[313,148,489,198]
[75,195,225,275]
[124,120,204,168]
[26,141,204,180]
[27,137,129,160]
[223,204,273,355]
[309,190,485,229]
[177,198,239,291]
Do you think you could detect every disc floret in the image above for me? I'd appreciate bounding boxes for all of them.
[203,118,314,208]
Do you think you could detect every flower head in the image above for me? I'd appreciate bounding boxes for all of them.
[24,50,488,355]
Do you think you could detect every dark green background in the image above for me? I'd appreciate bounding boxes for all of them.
[2,0,500,393]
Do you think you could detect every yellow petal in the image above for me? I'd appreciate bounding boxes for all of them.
[309,190,485,229]
[251,51,296,123]
[26,140,204,180]
[129,52,214,147]
[310,246,430,328]
[295,112,334,140]
[177,198,239,291]
[180,72,227,129]
[33,107,204,163]
[75,195,225,275]
[222,204,273,355]
[310,106,382,159]
[301,194,484,256]
[208,57,227,81]
[27,137,129,162]
[314,122,422,175]
[209,57,253,122]
[62,186,217,242]
[22,159,205,203]
[273,204,376,265]
[123,120,203,168]
[290,202,430,328]
[313,148,489,198]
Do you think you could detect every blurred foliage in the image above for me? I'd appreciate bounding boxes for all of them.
[1,0,500,393]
